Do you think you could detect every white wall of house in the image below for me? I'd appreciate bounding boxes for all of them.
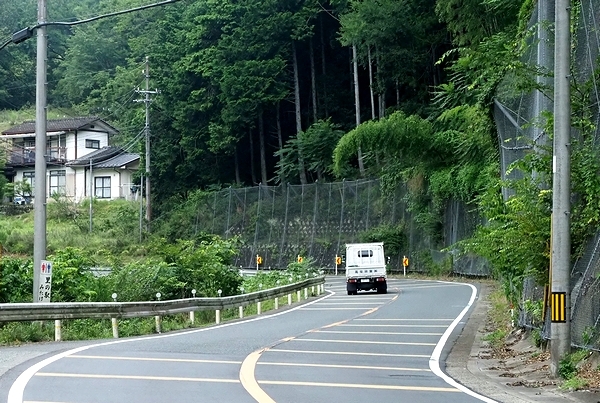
[65,130,109,160]
[14,163,139,203]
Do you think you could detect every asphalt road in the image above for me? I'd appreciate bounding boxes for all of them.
[3,277,498,403]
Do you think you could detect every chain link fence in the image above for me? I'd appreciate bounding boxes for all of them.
[495,0,600,350]
[191,179,489,277]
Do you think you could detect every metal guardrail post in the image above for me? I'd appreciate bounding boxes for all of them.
[0,277,326,327]
[55,320,61,341]
[190,289,196,324]
[111,317,119,338]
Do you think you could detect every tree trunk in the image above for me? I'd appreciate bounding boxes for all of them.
[258,109,268,185]
[293,41,308,185]
[310,38,318,123]
[352,43,365,177]
[376,48,385,119]
[248,127,257,185]
[396,78,400,108]
[276,102,286,186]
[320,16,328,117]
[234,145,241,185]
[368,46,376,120]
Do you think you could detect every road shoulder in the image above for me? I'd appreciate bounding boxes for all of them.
[445,281,600,403]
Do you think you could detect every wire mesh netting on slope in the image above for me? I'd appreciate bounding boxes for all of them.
[499,0,600,350]
[189,179,489,277]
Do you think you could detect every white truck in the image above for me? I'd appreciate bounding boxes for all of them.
[345,242,387,295]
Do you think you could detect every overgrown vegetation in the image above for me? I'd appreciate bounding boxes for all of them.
[0,199,323,344]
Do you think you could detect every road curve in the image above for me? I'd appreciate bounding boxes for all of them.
[4,277,498,403]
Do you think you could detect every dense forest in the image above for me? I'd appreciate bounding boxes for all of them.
[4,0,600,298]
[0,0,507,195]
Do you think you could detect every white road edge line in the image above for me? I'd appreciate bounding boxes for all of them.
[7,290,335,403]
[429,282,499,403]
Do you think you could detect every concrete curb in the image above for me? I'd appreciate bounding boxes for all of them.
[446,282,599,403]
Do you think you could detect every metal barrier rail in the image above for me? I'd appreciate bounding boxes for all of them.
[0,277,326,323]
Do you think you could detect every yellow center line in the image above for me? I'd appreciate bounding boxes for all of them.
[267,349,430,358]
[290,338,436,346]
[66,355,241,364]
[257,361,431,372]
[240,349,276,403]
[258,380,460,393]
[35,372,238,383]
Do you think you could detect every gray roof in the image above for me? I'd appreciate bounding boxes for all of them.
[67,146,139,168]
[2,117,118,135]
[67,146,122,166]
[94,153,139,169]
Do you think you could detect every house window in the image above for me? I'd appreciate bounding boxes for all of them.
[49,170,66,196]
[358,250,373,258]
[95,176,111,198]
[22,172,35,195]
[86,139,100,149]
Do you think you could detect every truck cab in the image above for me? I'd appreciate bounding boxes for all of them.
[345,242,387,295]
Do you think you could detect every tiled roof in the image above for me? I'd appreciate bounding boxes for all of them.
[2,117,118,135]
[94,153,139,169]
[67,146,122,166]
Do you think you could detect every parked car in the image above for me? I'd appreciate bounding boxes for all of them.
[13,196,31,205]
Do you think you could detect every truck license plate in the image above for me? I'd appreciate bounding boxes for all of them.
[361,279,370,283]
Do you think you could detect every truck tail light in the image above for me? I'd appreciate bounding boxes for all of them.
[348,278,357,283]
[375,277,385,282]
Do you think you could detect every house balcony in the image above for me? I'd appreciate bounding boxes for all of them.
[7,147,67,166]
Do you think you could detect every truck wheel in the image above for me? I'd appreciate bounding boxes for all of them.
[347,291,352,295]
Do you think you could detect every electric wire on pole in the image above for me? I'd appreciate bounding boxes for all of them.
[134,56,159,228]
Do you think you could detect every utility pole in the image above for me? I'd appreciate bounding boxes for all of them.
[550,0,571,377]
[33,0,48,302]
[135,56,159,226]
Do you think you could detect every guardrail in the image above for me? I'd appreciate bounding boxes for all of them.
[0,276,326,340]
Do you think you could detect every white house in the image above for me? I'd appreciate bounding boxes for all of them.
[1,117,140,202]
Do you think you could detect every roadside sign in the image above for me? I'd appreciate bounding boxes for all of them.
[551,292,567,323]
[38,260,53,302]
[402,256,409,267]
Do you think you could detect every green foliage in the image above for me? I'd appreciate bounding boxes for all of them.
[482,329,508,349]
[522,299,544,327]
[559,350,590,380]
[435,0,522,47]
[0,257,33,303]
[242,257,320,292]
[276,119,344,183]
[358,224,406,258]
[151,237,243,298]
[0,322,53,345]
[560,376,589,391]
[47,247,98,302]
